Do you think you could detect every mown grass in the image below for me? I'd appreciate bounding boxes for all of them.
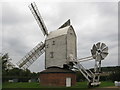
[2,82,41,88]
[98,81,114,88]
[2,81,115,89]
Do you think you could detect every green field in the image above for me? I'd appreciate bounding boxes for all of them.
[2,81,115,89]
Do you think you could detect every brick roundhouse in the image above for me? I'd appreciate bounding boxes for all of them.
[39,67,76,87]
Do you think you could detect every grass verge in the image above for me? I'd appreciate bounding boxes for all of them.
[2,81,114,88]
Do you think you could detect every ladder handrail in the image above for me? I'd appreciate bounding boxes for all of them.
[70,57,101,85]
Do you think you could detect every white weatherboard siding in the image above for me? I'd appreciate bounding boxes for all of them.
[45,25,77,68]
[46,26,69,40]
[45,35,67,68]
[67,26,77,61]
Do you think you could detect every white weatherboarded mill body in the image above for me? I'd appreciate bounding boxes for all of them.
[45,25,77,68]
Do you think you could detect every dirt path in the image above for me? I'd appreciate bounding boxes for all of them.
[105,86,120,88]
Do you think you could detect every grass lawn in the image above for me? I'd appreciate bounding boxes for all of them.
[2,81,115,89]
[98,81,115,88]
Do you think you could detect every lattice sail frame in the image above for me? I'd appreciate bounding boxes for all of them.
[17,2,49,69]
[17,42,45,69]
[28,2,48,36]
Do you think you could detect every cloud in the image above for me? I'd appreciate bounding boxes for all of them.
[2,2,118,72]
[0,3,2,53]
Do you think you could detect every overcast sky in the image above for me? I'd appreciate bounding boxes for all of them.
[1,1,118,72]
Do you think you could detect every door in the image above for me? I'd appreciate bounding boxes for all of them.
[66,77,71,87]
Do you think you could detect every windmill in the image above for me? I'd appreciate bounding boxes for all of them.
[16,2,108,87]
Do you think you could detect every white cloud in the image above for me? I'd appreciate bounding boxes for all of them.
[0,3,2,53]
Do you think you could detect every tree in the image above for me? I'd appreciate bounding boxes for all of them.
[76,71,86,82]
[109,66,120,82]
[1,53,14,82]
[1,53,39,82]
[1,53,15,71]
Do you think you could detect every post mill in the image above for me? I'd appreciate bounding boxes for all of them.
[17,2,108,87]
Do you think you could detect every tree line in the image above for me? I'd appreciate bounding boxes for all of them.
[1,53,40,82]
[1,53,120,82]
[76,66,120,82]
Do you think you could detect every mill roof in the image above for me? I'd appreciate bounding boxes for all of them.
[46,25,72,40]
[40,66,76,74]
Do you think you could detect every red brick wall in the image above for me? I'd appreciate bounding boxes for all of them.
[39,73,76,86]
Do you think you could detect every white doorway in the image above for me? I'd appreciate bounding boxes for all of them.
[66,77,71,87]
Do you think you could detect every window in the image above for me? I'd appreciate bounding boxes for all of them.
[70,32,73,35]
[46,44,49,48]
[52,41,55,45]
[50,52,54,58]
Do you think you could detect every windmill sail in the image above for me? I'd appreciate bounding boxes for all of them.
[17,42,45,69]
[29,2,48,36]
